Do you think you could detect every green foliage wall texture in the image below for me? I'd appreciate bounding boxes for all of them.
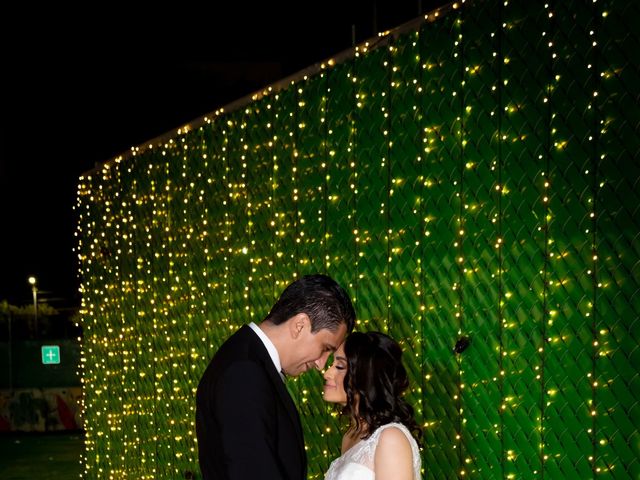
[76,0,639,478]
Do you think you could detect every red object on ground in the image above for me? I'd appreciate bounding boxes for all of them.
[56,394,78,430]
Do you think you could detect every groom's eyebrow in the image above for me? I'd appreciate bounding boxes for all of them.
[325,344,337,352]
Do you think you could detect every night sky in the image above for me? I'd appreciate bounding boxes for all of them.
[0,1,444,307]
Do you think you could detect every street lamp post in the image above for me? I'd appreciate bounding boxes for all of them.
[28,276,38,338]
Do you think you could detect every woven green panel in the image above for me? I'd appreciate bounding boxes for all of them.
[387,29,426,444]
[499,3,549,478]
[458,1,502,476]
[244,97,278,319]
[418,9,466,478]
[76,0,639,478]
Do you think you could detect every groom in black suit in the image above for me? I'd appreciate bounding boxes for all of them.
[196,274,356,479]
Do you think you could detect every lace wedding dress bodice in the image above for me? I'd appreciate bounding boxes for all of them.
[324,423,421,480]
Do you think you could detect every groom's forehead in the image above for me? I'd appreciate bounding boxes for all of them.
[310,327,344,351]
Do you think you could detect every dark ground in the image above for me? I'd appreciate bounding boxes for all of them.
[0,432,84,480]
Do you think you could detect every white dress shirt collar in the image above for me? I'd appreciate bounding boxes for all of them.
[249,322,285,381]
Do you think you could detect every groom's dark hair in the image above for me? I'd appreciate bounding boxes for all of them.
[264,274,355,333]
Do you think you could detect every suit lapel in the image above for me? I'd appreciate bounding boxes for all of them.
[271,367,305,454]
[245,327,306,460]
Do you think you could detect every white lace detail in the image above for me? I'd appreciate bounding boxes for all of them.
[324,423,421,480]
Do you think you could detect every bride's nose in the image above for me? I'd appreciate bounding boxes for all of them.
[323,366,333,381]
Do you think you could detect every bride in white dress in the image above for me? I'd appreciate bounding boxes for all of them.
[323,331,422,480]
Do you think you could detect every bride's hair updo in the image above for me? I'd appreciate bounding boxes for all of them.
[342,331,422,442]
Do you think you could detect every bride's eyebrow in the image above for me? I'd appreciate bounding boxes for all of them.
[334,355,347,362]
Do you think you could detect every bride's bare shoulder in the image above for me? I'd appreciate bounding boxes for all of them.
[378,426,412,448]
[374,427,414,479]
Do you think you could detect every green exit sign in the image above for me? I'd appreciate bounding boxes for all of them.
[41,345,61,365]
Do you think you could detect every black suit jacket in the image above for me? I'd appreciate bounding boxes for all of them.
[196,325,307,480]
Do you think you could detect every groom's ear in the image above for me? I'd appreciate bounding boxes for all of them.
[289,313,310,339]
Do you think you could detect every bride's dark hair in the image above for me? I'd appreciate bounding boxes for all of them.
[342,331,422,443]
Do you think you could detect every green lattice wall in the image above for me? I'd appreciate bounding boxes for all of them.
[76,0,639,478]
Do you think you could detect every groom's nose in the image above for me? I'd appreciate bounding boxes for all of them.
[314,351,330,370]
